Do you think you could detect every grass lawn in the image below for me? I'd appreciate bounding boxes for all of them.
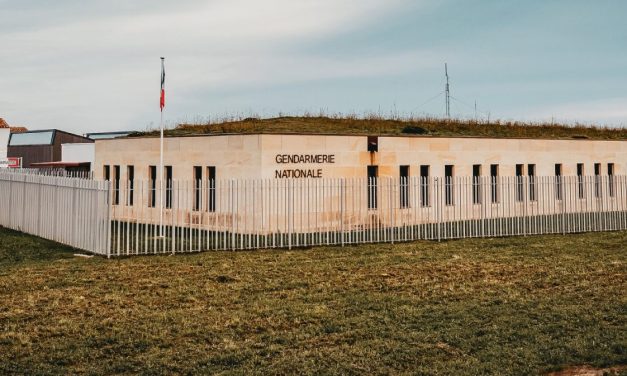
[0,227,625,375]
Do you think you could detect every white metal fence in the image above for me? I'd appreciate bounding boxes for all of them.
[0,171,110,254]
[1,171,626,257]
[108,175,627,256]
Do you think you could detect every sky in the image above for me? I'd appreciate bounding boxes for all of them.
[1,0,626,134]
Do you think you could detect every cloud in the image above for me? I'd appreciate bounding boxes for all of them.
[0,0,415,133]
[526,97,627,127]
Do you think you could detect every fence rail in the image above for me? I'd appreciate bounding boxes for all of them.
[1,171,626,256]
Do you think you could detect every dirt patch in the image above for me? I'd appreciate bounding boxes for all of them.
[546,365,626,376]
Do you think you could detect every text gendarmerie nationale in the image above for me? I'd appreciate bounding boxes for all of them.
[274,154,335,178]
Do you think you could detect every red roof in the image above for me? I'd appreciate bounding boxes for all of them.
[0,118,28,132]
[9,127,28,133]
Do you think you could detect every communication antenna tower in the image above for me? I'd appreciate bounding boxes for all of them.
[445,63,450,118]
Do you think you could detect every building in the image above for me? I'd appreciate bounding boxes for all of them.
[0,118,28,168]
[0,119,10,162]
[8,129,93,169]
[93,133,626,234]
[94,133,625,182]
[50,142,96,173]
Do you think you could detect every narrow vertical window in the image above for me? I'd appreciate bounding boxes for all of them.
[127,166,134,206]
[577,163,585,199]
[594,163,601,198]
[445,165,454,206]
[608,163,615,198]
[399,165,410,208]
[472,164,482,204]
[528,164,536,201]
[490,164,499,203]
[193,166,202,211]
[367,165,378,210]
[149,165,157,208]
[207,166,216,212]
[165,166,173,209]
[103,165,110,181]
[555,164,562,200]
[515,164,524,202]
[113,165,120,205]
[420,165,430,207]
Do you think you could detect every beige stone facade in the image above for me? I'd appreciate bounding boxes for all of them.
[94,134,626,181]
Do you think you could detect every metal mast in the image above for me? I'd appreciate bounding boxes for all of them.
[445,63,450,118]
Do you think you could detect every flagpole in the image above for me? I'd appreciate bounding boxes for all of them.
[159,57,165,237]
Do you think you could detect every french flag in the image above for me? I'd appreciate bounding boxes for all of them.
[160,57,165,111]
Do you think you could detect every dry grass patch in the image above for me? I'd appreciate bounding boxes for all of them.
[0,228,625,375]
[133,115,627,140]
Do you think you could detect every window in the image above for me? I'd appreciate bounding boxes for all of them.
[555,164,562,200]
[577,163,585,199]
[193,166,202,211]
[113,165,120,205]
[472,164,482,204]
[608,163,615,198]
[528,164,536,201]
[367,166,378,210]
[127,166,134,206]
[367,136,378,152]
[490,164,499,203]
[207,166,216,212]
[515,164,524,202]
[149,165,157,208]
[165,166,173,209]
[420,165,430,207]
[399,165,410,208]
[594,163,601,198]
[103,165,110,181]
[8,131,54,146]
[445,165,454,206]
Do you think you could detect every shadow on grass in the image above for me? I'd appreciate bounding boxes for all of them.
[0,227,75,267]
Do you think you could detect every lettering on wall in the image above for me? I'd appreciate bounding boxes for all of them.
[274,154,335,178]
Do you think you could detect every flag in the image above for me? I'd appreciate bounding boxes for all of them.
[160,57,165,111]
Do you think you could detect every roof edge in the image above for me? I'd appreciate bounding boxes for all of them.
[100,131,627,142]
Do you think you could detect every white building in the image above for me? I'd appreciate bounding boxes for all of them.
[0,118,27,168]
[62,143,95,171]
[0,128,8,162]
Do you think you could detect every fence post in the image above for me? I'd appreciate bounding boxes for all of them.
[21,174,26,231]
[340,178,345,247]
[436,177,441,242]
[106,180,112,258]
[52,177,58,243]
[561,176,566,235]
[37,175,42,236]
[523,176,528,237]
[390,177,395,244]
[72,178,78,247]
[288,179,293,250]
[230,179,235,250]
[8,174,13,229]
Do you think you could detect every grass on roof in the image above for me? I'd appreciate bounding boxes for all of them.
[0,227,626,375]
[131,115,627,140]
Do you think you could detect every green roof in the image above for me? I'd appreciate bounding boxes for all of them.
[130,116,627,140]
